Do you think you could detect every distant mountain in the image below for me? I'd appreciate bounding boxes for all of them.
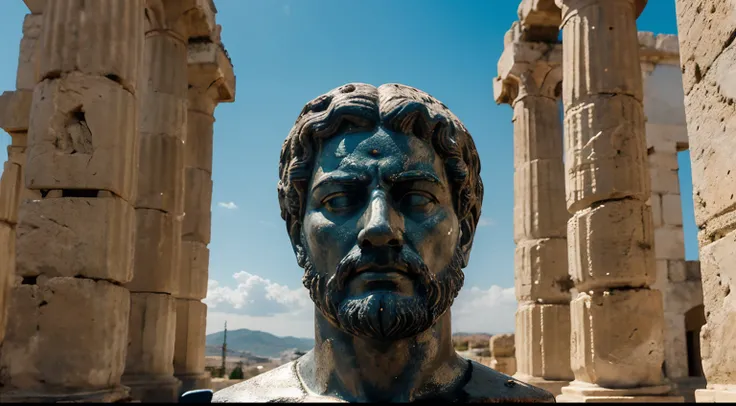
[206,328,315,359]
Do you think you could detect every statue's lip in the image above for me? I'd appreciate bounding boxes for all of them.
[353,264,410,275]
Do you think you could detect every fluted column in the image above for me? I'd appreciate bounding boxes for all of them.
[0,0,144,401]
[0,1,44,344]
[495,25,573,397]
[174,36,235,394]
[555,0,681,401]
[674,0,736,402]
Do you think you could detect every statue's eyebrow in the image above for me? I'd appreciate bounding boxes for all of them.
[311,173,370,191]
[387,170,443,187]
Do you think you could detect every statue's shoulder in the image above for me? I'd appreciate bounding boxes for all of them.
[211,361,308,403]
[462,360,556,403]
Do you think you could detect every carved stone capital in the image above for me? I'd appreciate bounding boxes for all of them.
[145,0,217,40]
[495,39,562,105]
[187,40,235,114]
[556,0,647,19]
[23,0,45,14]
[517,0,561,42]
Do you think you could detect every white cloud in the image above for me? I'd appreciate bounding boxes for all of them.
[217,201,238,210]
[477,217,495,227]
[205,272,516,337]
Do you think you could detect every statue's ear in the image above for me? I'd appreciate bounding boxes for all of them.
[290,227,308,268]
[459,216,477,268]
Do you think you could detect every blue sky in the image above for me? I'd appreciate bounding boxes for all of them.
[0,1,693,337]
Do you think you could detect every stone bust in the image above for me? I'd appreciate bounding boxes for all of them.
[212,83,554,403]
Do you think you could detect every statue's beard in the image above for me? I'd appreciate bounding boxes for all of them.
[302,245,465,341]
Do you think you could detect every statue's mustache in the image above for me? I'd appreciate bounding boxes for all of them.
[329,245,432,292]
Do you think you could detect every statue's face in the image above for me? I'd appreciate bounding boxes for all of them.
[300,126,465,340]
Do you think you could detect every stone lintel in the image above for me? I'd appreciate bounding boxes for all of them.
[23,0,45,14]
[188,41,236,104]
[494,39,561,105]
[0,90,32,133]
[517,0,561,42]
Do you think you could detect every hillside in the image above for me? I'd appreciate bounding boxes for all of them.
[205,328,314,358]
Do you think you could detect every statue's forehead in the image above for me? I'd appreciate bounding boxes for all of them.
[316,128,439,174]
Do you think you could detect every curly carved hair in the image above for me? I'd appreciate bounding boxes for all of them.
[277,83,484,264]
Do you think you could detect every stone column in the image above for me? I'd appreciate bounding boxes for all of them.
[0,1,44,342]
[494,24,573,396]
[0,0,144,402]
[120,1,193,402]
[674,1,736,402]
[555,0,681,401]
[174,36,235,394]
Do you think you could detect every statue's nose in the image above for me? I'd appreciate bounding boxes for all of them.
[357,192,403,249]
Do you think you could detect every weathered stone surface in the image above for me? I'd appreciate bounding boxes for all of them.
[185,110,214,173]
[145,0,218,39]
[39,0,144,93]
[563,95,649,211]
[698,229,736,385]
[0,90,33,133]
[23,0,46,14]
[127,209,181,294]
[16,14,43,91]
[516,303,573,380]
[568,200,656,291]
[15,196,134,284]
[695,387,736,403]
[26,73,139,200]
[649,168,680,195]
[661,193,683,226]
[135,133,185,214]
[514,160,568,241]
[569,289,666,388]
[173,299,207,375]
[176,241,209,300]
[490,356,517,377]
[515,238,570,303]
[188,41,236,115]
[490,334,515,358]
[0,277,129,391]
[0,223,15,340]
[511,97,563,168]
[558,0,644,106]
[182,168,212,244]
[667,260,687,283]
[517,0,561,42]
[654,227,685,260]
[124,292,177,376]
[0,162,22,224]
[139,92,187,140]
[649,193,662,227]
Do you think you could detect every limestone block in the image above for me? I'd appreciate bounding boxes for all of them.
[0,162,22,224]
[490,334,515,357]
[185,110,214,173]
[124,292,177,376]
[568,200,656,291]
[516,303,573,380]
[559,0,644,106]
[663,313,688,379]
[649,168,680,195]
[685,260,701,281]
[26,73,139,201]
[142,33,188,99]
[696,387,736,403]
[177,241,209,300]
[174,299,207,375]
[649,193,663,227]
[188,41,236,108]
[182,168,212,245]
[681,44,736,232]
[517,0,561,42]
[0,277,129,390]
[513,160,568,241]
[515,238,570,303]
[512,97,564,168]
[661,193,683,226]
[139,90,187,140]
[490,356,517,376]
[0,90,33,133]
[564,95,649,211]
[136,133,185,214]
[667,260,687,283]
[674,0,736,95]
[0,223,15,340]
[39,0,144,93]
[698,229,736,385]
[569,289,665,387]
[654,226,685,260]
[127,209,181,294]
[15,196,135,284]
[16,14,43,91]
[647,151,679,173]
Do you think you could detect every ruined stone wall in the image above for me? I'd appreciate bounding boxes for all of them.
[675,1,736,402]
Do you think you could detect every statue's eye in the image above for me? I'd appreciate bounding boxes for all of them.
[401,192,435,212]
[323,193,355,212]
